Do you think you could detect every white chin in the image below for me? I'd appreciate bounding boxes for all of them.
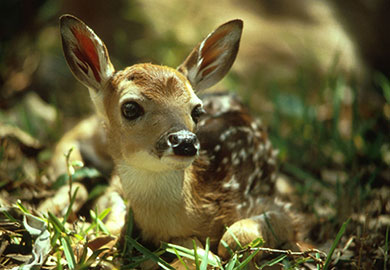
[125,150,195,172]
[161,155,195,170]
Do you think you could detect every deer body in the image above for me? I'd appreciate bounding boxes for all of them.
[59,15,298,258]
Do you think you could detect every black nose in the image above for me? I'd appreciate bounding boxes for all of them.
[168,130,199,157]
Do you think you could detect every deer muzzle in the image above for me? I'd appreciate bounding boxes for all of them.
[156,129,199,157]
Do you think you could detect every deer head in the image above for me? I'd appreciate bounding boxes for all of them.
[60,15,242,173]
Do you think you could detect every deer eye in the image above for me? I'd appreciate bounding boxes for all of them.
[121,101,144,121]
[191,105,205,124]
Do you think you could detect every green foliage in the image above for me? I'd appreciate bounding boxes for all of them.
[323,218,350,270]
[264,70,390,221]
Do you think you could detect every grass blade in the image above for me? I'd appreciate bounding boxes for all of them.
[77,241,89,265]
[122,209,134,257]
[63,186,79,225]
[61,237,76,269]
[263,212,280,244]
[236,249,260,270]
[225,226,243,250]
[2,210,18,223]
[81,248,109,268]
[316,253,321,270]
[170,246,190,270]
[126,237,174,270]
[199,237,210,270]
[385,226,389,270]
[220,239,234,257]
[323,218,350,270]
[164,242,221,268]
[192,239,200,270]
[164,243,195,259]
[98,207,111,220]
[225,254,238,270]
[16,200,29,214]
[90,209,110,234]
[259,254,287,269]
[56,252,64,270]
[48,211,67,233]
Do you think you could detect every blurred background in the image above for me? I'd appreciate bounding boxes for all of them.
[0,0,389,267]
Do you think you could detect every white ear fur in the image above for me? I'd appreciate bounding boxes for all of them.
[60,14,114,91]
[178,20,243,92]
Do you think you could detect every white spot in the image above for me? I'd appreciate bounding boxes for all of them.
[231,152,238,161]
[214,144,221,152]
[245,167,262,195]
[256,197,264,205]
[198,119,206,127]
[200,150,208,156]
[233,157,240,166]
[222,175,240,191]
[251,122,258,130]
[253,144,265,162]
[246,196,255,215]
[265,140,271,151]
[219,127,238,141]
[222,157,229,164]
[211,95,242,114]
[239,148,247,160]
[268,157,276,165]
[253,152,260,163]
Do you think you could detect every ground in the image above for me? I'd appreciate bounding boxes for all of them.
[0,0,389,269]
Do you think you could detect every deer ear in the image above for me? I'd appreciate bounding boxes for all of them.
[178,20,243,92]
[60,15,114,91]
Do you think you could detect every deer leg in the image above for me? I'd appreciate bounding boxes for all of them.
[218,211,298,259]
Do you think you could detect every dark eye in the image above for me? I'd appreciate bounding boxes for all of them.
[191,105,205,124]
[121,101,144,121]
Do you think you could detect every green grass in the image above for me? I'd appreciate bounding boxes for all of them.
[267,70,389,217]
[1,72,389,269]
[323,218,350,270]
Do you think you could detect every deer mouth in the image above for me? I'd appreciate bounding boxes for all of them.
[161,154,196,170]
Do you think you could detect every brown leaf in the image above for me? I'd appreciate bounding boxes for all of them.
[87,235,117,251]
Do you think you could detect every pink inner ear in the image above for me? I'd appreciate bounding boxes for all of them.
[199,28,230,71]
[200,47,223,71]
[201,29,228,53]
[70,27,102,83]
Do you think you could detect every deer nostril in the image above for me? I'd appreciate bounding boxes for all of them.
[168,134,180,146]
[173,141,198,156]
[167,130,199,157]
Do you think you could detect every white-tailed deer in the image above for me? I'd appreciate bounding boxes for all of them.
[59,14,299,259]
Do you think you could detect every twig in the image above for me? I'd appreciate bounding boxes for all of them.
[65,147,74,219]
[0,238,9,258]
[238,246,326,265]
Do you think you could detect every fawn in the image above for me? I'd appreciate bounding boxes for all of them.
[59,14,299,259]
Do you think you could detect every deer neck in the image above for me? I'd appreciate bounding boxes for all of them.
[116,161,200,243]
[116,161,193,208]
